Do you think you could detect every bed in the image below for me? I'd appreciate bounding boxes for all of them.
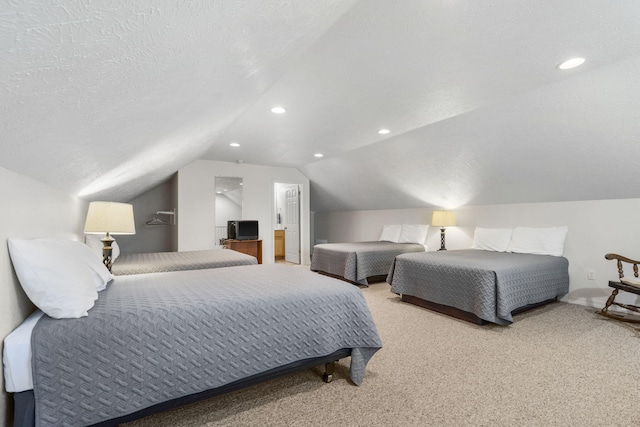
[311,224,429,286]
[4,263,382,427]
[311,241,426,285]
[83,234,259,275]
[387,249,569,325]
[110,248,258,275]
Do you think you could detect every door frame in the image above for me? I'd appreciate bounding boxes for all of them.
[273,181,302,264]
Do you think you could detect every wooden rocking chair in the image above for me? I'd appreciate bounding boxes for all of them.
[598,253,640,323]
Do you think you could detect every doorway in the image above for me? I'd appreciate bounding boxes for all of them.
[274,183,300,264]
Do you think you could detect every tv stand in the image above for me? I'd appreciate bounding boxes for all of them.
[225,239,262,264]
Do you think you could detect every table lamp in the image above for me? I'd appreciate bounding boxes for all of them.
[84,201,136,271]
[432,210,456,251]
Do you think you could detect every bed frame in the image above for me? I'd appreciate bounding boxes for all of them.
[401,294,559,325]
[317,271,388,287]
[13,348,351,427]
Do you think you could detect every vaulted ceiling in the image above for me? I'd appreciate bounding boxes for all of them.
[2,1,640,213]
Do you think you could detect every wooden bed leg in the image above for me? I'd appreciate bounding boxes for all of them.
[322,361,335,383]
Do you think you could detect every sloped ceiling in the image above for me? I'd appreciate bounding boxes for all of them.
[2,1,640,213]
[0,1,358,201]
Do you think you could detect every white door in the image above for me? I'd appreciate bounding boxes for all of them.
[284,184,300,264]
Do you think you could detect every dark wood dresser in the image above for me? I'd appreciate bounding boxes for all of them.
[225,239,263,264]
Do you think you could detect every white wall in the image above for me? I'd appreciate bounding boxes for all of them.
[314,198,640,309]
[178,160,311,264]
[0,167,87,425]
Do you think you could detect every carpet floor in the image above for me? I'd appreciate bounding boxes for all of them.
[125,275,640,426]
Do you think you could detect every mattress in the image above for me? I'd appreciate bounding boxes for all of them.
[311,241,426,285]
[111,248,257,275]
[29,264,382,426]
[388,249,569,325]
[3,310,44,393]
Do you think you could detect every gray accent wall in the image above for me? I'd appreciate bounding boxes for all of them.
[117,174,179,254]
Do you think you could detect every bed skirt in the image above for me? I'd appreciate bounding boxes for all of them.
[401,294,559,325]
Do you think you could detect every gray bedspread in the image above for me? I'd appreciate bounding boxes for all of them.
[311,241,425,285]
[111,248,257,275]
[31,265,381,426]
[387,249,569,325]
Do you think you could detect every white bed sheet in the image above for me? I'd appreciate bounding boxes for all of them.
[3,309,43,392]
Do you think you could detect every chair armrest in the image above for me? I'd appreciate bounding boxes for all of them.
[605,253,640,279]
[605,253,640,264]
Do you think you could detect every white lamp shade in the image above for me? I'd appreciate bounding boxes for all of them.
[432,210,456,227]
[84,201,136,235]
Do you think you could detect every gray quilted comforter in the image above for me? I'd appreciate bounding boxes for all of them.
[387,249,569,325]
[311,241,425,285]
[111,248,257,275]
[31,265,381,426]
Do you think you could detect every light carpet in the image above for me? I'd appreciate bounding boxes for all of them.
[125,277,640,426]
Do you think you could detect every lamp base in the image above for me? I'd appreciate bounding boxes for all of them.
[101,234,115,272]
[438,227,447,251]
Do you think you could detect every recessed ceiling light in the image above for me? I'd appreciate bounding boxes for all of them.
[229,142,240,147]
[557,57,585,70]
[314,153,323,158]
[378,129,390,135]
[271,106,286,114]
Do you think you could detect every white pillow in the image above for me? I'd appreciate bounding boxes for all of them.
[85,234,103,258]
[507,226,568,257]
[59,238,114,291]
[8,238,99,319]
[398,224,430,244]
[471,227,513,252]
[24,238,112,289]
[379,224,402,243]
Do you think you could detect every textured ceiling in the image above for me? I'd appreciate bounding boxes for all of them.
[0,0,357,201]
[2,1,640,212]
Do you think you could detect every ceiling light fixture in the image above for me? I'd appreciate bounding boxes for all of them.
[271,106,286,114]
[229,142,240,147]
[314,153,323,158]
[378,129,390,135]
[557,57,585,70]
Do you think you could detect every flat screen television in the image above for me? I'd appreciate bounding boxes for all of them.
[227,220,259,241]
